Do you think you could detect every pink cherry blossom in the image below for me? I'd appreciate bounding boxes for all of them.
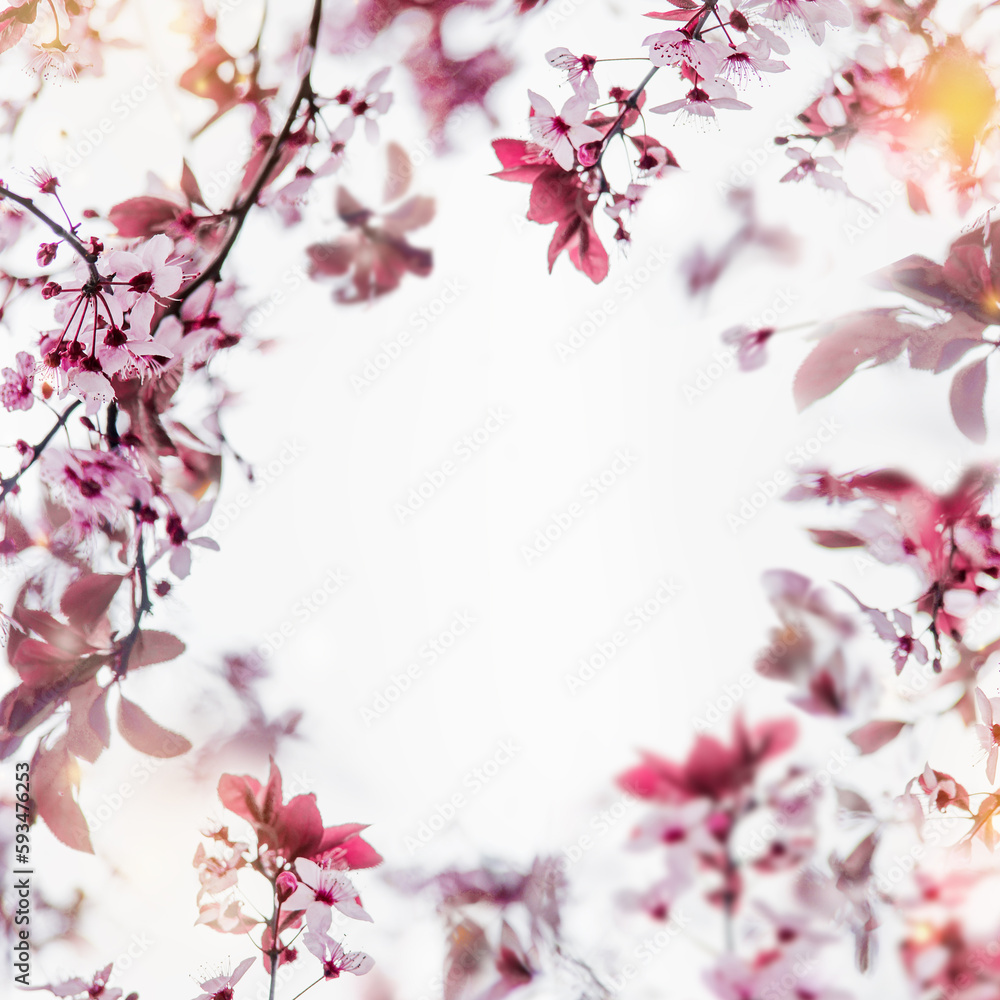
[974,687,1000,783]
[753,0,852,43]
[650,78,751,119]
[779,146,850,191]
[644,30,721,78]
[302,930,374,978]
[285,856,373,931]
[1,350,35,410]
[545,47,599,103]
[721,324,776,371]
[106,234,184,338]
[150,496,220,579]
[527,91,602,171]
[23,965,122,999]
[190,957,255,1000]
[331,67,393,144]
[715,37,789,84]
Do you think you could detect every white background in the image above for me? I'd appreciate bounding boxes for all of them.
[2,0,997,997]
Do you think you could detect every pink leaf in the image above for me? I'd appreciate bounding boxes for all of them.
[117,696,192,757]
[181,159,207,208]
[847,720,906,754]
[0,11,26,54]
[108,196,181,238]
[794,310,912,410]
[950,357,989,443]
[32,740,93,853]
[129,630,185,668]
[384,142,412,203]
[807,529,865,548]
[87,685,111,750]
[60,574,123,632]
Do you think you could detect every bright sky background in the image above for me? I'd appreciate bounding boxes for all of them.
[2,0,998,997]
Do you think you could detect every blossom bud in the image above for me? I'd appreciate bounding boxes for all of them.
[276,871,298,902]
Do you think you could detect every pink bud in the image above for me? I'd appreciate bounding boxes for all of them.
[276,871,298,902]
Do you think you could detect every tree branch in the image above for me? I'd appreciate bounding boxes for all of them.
[0,184,100,284]
[172,0,325,310]
[0,399,81,504]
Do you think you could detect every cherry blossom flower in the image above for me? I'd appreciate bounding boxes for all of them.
[193,839,249,901]
[23,964,121,999]
[106,234,184,339]
[302,930,374,978]
[715,37,788,84]
[905,764,971,814]
[331,67,393,143]
[527,91,602,171]
[753,0,852,43]
[40,448,153,539]
[650,78,751,119]
[974,687,1000,783]
[721,324,775,371]
[627,799,717,860]
[720,3,792,52]
[190,957,255,1000]
[195,898,260,935]
[285,856,373,931]
[1,351,35,410]
[150,497,220,579]
[644,30,721,78]
[545,47,599,103]
[780,146,850,191]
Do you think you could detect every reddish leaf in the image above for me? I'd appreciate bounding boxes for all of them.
[384,142,412,203]
[382,195,435,235]
[847,720,906,754]
[117,696,191,757]
[87,685,111,750]
[181,159,207,208]
[794,310,912,410]
[807,529,866,548]
[32,740,93,853]
[60,574,123,632]
[65,680,109,763]
[0,16,24,53]
[906,179,929,214]
[129,630,185,668]
[108,196,182,238]
[950,357,989,443]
